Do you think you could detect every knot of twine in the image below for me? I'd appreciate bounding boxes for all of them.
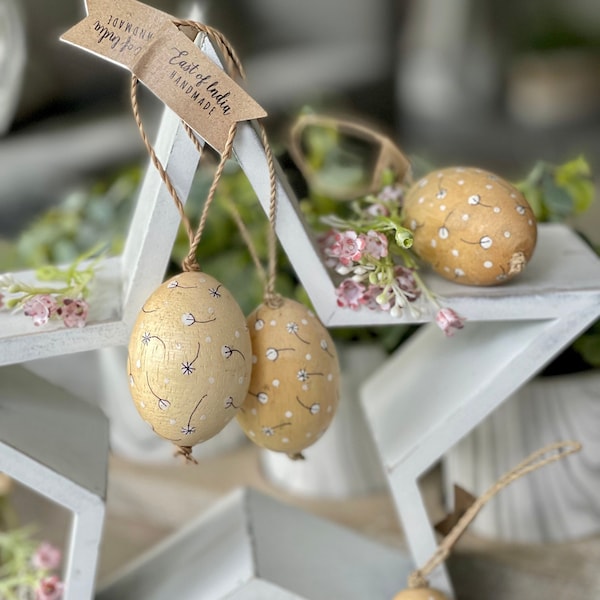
[407,440,582,590]
[130,19,282,307]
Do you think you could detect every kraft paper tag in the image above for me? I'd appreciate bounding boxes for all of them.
[434,484,477,536]
[61,0,267,153]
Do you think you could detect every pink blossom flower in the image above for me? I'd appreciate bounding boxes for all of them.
[363,230,388,260]
[329,231,366,266]
[57,298,89,328]
[361,285,390,311]
[32,542,62,571]
[436,307,465,337]
[23,295,58,327]
[394,266,421,302]
[36,575,64,600]
[365,203,389,217]
[335,279,365,310]
[378,185,403,203]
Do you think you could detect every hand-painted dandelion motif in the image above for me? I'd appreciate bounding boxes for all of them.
[296,396,321,415]
[297,368,324,382]
[208,285,222,298]
[224,396,241,409]
[262,422,291,437]
[182,313,216,326]
[222,345,246,360]
[181,343,200,375]
[141,331,166,350]
[146,374,171,411]
[265,346,295,361]
[286,322,309,344]
[181,394,207,436]
[320,339,334,357]
[181,424,196,435]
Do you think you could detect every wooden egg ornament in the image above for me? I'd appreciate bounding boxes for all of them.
[236,298,340,459]
[127,271,252,459]
[393,587,449,600]
[403,167,537,286]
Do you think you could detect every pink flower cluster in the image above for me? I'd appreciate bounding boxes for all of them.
[322,229,388,270]
[23,295,89,328]
[32,542,64,600]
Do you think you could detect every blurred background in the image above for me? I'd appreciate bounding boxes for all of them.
[1,0,599,247]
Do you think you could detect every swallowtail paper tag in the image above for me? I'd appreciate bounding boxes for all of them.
[60,0,267,153]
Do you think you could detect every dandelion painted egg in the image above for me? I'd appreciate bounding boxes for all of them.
[403,167,537,286]
[236,298,340,458]
[127,271,252,455]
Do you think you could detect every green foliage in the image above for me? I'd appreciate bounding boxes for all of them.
[516,155,594,222]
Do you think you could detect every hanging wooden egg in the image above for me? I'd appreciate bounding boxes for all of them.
[393,587,449,600]
[127,271,252,456]
[236,298,340,459]
[403,167,537,286]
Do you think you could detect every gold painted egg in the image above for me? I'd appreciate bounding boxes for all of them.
[236,298,340,458]
[127,271,252,454]
[393,587,449,600]
[403,167,537,286]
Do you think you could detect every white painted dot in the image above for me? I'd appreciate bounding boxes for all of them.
[200,414,207,421]
[235,330,240,338]
[164,378,170,384]
[282,438,289,444]
[306,432,313,438]
[444,266,450,272]
[285,411,293,418]
[272,379,280,388]
[440,204,446,211]
[305,353,312,360]
[205,336,212,343]
[451,249,459,257]
[207,307,214,314]
[327,405,333,413]
[302,384,309,391]
[199,277,206,283]
[431,239,437,248]
[175,343,182,350]
[249,430,256,437]
[129,376,134,385]
[252,355,258,364]
[504,231,511,238]
[455,268,465,277]
[493,207,501,213]
[483,261,493,269]
[251,408,257,415]
[327,373,333,381]
[510,193,517,198]
[238,376,245,384]
[418,178,428,188]
[270,319,277,326]
[529,219,534,226]
[485,184,493,189]
[301,319,308,325]
[140,401,146,408]
[418,196,425,204]
[136,359,141,368]
[437,171,444,178]
[410,219,417,230]
[208,377,215,384]
[462,214,470,221]
[457,179,465,185]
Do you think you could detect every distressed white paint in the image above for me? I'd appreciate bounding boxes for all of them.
[0,365,109,600]
[96,487,410,600]
[360,225,600,597]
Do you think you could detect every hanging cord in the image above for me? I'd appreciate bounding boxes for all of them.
[407,440,582,590]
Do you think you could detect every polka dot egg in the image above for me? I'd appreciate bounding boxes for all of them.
[236,298,340,459]
[127,271,252,456]
[403,167,537,286]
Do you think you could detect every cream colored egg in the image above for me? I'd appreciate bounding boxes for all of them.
[404,167,537,286]
[393,587,449,600]
[236,298,340,458]
[127,271,252,453]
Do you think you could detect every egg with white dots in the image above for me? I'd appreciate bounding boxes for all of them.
[403,166,537,286]
[127,271,251,458]
[236,298,340,459]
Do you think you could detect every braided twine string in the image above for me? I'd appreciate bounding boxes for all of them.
[130,19,281,308]
[407,440,582,590]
